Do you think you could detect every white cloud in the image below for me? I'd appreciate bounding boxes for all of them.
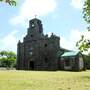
[60,29,90,51]
[10,0,57,26]
[0,30,18,52]
[70,0,84,9]
[60,36,73,50]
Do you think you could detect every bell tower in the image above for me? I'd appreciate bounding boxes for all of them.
[24,18,44,42]
[29,18,43,34]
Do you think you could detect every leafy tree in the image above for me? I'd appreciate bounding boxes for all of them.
[76,35,90,52]
[0,0,16,6]
[76,0,90,53]
[83,0,90,23]
[0,50,16,69]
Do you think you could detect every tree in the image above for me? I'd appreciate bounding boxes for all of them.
[83,53,90,69]
[0,0,16,6]
[0,50,16,69]
[83,0,90,23]
[76,0,90,53]
[76,35,90,52]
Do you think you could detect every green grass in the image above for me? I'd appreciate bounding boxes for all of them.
[0,70,90,90]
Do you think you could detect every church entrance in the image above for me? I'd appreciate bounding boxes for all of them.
[29,61,35,70]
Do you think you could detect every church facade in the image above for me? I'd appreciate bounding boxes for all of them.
[17,18,60,70]
[17,18,85,71]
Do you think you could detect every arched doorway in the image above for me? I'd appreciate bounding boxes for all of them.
[29,61,35,70]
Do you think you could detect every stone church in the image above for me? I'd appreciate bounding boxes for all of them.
[17,18,85,71]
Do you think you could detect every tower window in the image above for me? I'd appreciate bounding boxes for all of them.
[31,24,35,27]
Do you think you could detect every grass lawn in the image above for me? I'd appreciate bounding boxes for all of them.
[0,70,90,90]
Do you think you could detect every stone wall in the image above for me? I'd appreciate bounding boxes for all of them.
[17,18,60,71]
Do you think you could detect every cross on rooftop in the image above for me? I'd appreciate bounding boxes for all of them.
[35,15,37,18]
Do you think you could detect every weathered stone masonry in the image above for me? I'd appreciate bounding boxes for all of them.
[17,18,60,70]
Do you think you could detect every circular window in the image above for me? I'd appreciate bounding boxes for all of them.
[31,34,34,37]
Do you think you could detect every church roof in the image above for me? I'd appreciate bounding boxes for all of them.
[57,48,73,58]
[61,51,80,57]
[60,47,71,52]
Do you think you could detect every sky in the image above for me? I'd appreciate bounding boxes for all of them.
[0,0,90,53]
